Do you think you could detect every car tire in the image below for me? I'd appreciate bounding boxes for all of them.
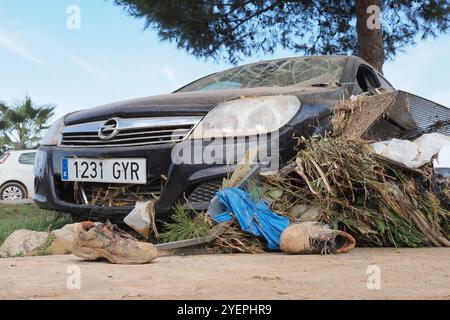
[0,182,27,201]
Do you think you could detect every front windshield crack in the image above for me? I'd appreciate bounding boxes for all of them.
[179,57,346,92]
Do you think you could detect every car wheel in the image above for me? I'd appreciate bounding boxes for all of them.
[0,183,27,201]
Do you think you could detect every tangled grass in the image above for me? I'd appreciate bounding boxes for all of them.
[159,204,213,243]
[214,223,266,254]
[262,137,449,247]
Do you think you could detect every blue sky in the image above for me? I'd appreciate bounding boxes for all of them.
[0,0,449,121]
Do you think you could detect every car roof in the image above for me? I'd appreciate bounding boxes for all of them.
[216,55,351,72]
[3,150,37,155]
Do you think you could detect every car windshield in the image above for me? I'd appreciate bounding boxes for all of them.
[178,56,347,93]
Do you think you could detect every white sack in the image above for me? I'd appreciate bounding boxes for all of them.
[371,133,450,169]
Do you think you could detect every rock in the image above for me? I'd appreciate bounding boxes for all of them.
[49,223,81,255]
[0,230,49,257]
[0,223,83,257]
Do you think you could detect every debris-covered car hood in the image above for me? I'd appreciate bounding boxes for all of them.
[64,86,344,125]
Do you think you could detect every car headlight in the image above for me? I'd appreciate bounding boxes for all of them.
[190,96,301,139]
[40,117,65,146]
[33,150,47,177]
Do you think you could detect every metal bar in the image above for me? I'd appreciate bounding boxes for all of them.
[60,138,184,148]
[63,128,191,139]
[62,116,203,134]
[62,133,186,144]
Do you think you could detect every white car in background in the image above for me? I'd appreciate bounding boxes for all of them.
[0,150,36,201]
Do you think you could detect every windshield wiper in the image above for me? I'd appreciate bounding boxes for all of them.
[308,83,331,88]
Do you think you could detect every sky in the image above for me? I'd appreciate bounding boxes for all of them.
[0,0,449,121]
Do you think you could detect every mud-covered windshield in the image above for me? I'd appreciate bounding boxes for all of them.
[178,56,347,92]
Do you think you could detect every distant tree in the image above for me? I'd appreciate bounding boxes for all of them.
[0,108,7,152]
[114,0,450,71]
[0,136,8,154]
[0,97,55,150]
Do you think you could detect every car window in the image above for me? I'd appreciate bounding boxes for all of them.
[377,73,395,91]
[178,56,347,92]
[197,81,242,92]
[18,152,36,165]
[355,65,381,93]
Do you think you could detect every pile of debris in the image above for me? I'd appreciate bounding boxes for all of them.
[202,91,448,251]
[116,91,448,261]
[108,91,450,262]
[4,91,448,264]
[261,136,449,247]
[258,92,449,248]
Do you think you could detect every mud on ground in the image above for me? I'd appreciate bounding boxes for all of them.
[0,248,449,300]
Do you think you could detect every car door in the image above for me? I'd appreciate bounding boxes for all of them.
[17,152,37,196]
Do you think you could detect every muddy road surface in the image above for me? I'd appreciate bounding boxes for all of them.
[0,248,449,299]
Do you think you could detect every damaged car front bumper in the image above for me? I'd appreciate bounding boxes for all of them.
[33,104,331,222]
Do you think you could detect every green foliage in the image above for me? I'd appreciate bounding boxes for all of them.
[0,204,71,246]
[160,204,212,243]
[0,136,8,153]
[114,0,450,64]
[0,96,55,150]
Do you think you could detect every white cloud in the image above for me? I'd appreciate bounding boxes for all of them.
[0,31,44,65]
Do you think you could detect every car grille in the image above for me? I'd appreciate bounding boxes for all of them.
[59,116,203,148]
[364,91,450,140]
[34,177,48,196]
[187,179,223,204]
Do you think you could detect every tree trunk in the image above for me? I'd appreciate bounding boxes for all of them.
[355,0,385,72]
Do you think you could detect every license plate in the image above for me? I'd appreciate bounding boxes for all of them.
[61,158,147,184]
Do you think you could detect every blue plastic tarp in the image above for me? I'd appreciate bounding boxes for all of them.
[213,188,290,250]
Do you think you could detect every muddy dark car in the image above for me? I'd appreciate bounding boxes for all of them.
[33,55,396,222]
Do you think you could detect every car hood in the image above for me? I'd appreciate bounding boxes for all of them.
[64,86,344,125]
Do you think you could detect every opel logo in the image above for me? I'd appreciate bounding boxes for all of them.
[98,118,120,140]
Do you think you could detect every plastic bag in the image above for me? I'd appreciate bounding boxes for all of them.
[371,133,450,169]
[413,133,450,168]
[370,141,389,155]
[124,201,156,239]
[434,145,450,169]
[384,139,419,168]
[213,188,290,250]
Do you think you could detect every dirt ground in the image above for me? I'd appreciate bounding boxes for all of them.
[0,248,449,300]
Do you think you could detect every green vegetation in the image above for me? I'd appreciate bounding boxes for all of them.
[114,0,450,71]
[0,204,71,246]
[0,96,55,150]
[160,204,212,243]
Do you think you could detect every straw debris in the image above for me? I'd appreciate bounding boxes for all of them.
[259,93,450,248]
